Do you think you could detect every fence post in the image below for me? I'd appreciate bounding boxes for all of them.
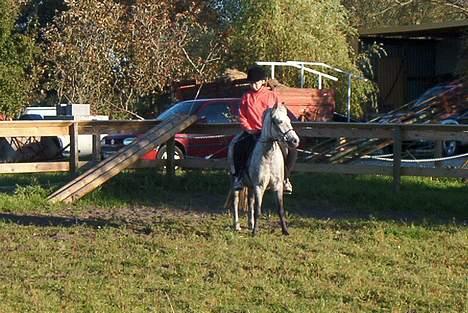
[92,131,101,163]
[434,140,443,168]
[393,126,402,192]
[165,137,175,178]
[69,122,79,174]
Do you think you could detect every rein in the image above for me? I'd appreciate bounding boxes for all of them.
[260,109,294,144]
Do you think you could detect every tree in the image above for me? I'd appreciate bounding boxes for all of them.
[343,0,467,29]
[43,0,223,118]
[219,0,378,118]
[0,0,36,117]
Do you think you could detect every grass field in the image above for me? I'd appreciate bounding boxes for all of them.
[0,170,466,312]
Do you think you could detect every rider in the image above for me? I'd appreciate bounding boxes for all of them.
[231,65,296,194]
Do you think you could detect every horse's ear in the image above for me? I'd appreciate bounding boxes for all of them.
[272,102,279,109]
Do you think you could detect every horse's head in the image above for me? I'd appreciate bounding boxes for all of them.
[266,103,300,148]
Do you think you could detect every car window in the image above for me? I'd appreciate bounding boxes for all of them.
[156,101,201,121]
[199,102,236,123]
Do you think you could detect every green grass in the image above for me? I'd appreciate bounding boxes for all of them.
[0,170,466,312]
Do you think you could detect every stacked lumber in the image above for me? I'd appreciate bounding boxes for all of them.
[306,79,467,163]
[48,114,198,203]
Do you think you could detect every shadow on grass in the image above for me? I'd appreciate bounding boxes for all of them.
[0,212,121,229]
[85,170,467,227]
[1,169,466,228]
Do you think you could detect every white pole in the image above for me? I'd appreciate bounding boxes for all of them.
[318,74,322,89]
[271,65,275,80]
[347,74,352,122]
[300,64,305,88]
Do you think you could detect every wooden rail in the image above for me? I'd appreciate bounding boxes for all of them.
[47,114,198,203]
[1,120,467,191]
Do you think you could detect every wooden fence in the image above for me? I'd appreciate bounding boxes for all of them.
[1,120,467,191]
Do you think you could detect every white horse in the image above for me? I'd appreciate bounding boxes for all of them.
[228,103,300,235]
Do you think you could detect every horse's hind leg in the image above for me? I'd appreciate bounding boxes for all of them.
[247,188,255,231]
[274,191,289,235]
[232,190,241,231]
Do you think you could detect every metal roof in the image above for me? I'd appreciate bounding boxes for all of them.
[359,20,468,39]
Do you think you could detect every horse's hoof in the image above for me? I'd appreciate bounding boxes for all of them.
[234,225,241,232]
[282,229,290,236]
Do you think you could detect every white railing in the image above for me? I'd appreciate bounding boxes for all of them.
[256,61,368,122]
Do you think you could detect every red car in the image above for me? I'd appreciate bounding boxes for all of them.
[101,98,243,161]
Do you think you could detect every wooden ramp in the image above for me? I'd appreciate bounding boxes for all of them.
[48,114,198,204]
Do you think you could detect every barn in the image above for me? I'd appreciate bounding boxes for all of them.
[359,20,468,111]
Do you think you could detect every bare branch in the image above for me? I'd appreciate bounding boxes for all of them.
[104,99,144,120]
[371,0,414,17]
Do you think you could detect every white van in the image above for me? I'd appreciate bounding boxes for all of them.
[22,105,108,157]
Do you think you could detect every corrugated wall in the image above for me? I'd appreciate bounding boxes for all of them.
[365,38,439,110]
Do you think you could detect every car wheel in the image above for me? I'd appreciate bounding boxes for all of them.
[441,119,459,157]
[157,145,184,161]
[443,140,459,157]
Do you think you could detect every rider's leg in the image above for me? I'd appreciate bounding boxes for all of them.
[232,132,250,190]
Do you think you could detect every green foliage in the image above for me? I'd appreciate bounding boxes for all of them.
[220,0,378,118]
[343,0,468,28]
[0,0,36,117]
[225,0,355,71]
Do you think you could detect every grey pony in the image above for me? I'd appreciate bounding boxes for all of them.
[228,103,300,235]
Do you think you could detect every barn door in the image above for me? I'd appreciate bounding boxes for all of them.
[378,57,407,111]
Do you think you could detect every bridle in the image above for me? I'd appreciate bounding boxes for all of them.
[268,108,295,143]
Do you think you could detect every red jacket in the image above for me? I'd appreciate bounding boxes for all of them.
[239,87,279,132]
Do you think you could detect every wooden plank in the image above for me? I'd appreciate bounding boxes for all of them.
[402,129,468,141]
[298,127,393,139]
[78,120,160,135]
[0,124,71,136]
[131,160,162,168]
[49,116,180,199]
[0,162,71,173]
[0,161,91,174]
[293,163,393,175]
[62,116,198,203]
[48,116,183,201]
[178,158,229,169]
[2,120,465,139]
[48,114,198,203]
[184,123,467,140]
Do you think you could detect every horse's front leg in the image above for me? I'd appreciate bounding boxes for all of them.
[252,187,264,236]
[274,190,289,235]
[232,189,241,231]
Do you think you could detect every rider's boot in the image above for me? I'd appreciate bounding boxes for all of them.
[233,176,243,191]
[284,178,293,194]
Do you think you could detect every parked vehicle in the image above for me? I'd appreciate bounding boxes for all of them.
[440,109,468,156]
[101,98,244,161]
[101,97,307,161]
